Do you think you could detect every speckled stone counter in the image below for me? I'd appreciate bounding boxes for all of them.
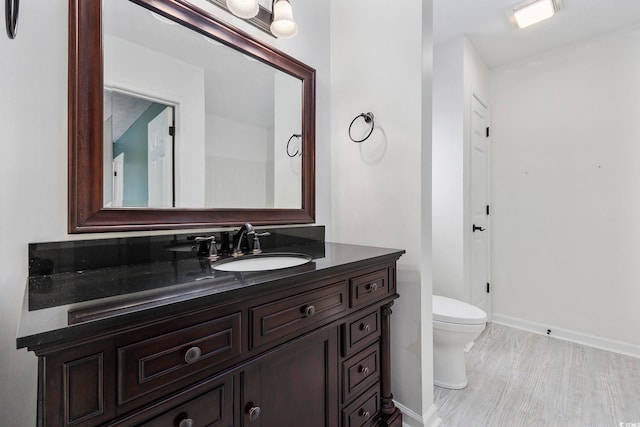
[17,227,404,350]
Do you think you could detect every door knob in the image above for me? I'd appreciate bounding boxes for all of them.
[472,224,485,232]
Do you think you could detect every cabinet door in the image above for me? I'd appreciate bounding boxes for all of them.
[41,338,116,427]
[242,328,339,427]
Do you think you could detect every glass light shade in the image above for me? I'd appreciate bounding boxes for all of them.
[226,0,259,19]
[513,0,556,28]
[270,0,298,38]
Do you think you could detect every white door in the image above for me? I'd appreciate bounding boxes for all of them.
[147,107,174,207]
[112,153,124,207]
[470,94,490,316]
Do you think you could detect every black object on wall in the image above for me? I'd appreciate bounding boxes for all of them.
[5,0,18,39]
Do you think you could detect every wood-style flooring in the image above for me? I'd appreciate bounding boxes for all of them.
[434,323,640,427]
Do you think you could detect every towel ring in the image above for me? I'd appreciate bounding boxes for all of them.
[348,112,375,143]
[5,0,19,39]
[286,134,302,157]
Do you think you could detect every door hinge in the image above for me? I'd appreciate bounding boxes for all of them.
[487,282,491,293]
[486,205,490,215]
[486,127,490,138]
[169,126,175,136]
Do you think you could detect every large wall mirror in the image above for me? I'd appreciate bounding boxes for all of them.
[69,0,316,233]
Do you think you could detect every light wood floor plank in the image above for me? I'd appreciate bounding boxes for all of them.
[434,323,640,427]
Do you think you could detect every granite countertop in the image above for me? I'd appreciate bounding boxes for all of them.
[17,241,404,350]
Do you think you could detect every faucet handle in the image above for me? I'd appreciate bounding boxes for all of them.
[194,235,218,260]
[251,232,271,254]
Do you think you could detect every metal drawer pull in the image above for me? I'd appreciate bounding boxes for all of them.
[184,346,202,364]
[247,404,261,421]
[359,409,371,421]
[369,282,378,292]
[360,323,371,334]
[178,418,194,427]
[359,365,370,376]
[305,305,316,318]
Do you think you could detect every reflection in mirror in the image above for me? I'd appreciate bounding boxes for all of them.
[103,0,303,210]
[104,89,175,208]
[68,0,315,233]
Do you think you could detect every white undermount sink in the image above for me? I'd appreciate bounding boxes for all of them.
[212,253,312,272]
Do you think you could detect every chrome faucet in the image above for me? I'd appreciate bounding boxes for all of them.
[232,223,254,257]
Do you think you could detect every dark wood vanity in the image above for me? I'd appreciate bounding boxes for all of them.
[18,236,404,427]
[45,0,406,423]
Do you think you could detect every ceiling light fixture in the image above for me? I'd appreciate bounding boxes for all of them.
[226,0,259,19]
[270,0,298,39]
[508,0,561,29]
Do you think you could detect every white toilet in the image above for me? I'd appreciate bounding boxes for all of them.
[432,295,487,389]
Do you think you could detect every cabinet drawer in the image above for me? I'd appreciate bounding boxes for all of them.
[342,384,380,427]
[118,312,241,404]
[250,281,347,349]
[342,309,380,357]
[350,269,388,308]
[342,344,380,403]
[139,377,233,427]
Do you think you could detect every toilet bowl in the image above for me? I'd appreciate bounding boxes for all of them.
[433,295,487,389]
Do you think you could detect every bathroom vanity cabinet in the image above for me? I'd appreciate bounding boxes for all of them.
[18,241,403,427]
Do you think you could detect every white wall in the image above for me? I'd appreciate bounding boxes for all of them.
[273,72,302,209]
[205,114,270,208]
[432,36,489,303]
[330,1,436,425]
[0,0,330,425]
[433,37,465,300]
[491,25,640,349]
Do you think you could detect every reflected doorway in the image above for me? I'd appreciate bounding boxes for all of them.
[104,89,175,208]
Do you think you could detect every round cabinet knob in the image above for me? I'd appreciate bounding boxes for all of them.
[359,365,370,376]
[184,346,202,364]
[360,323,371,334]
[359,409,371,421]
[178,418,194,427]
[305,305,316,318]
[370,282,378,292]
[248,405,261,422]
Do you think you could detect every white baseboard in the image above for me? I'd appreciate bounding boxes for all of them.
[422,404,442,427]
[492,313,640,359]
[395,401,441,427]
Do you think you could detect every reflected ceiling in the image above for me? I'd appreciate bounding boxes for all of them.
[104,1,275,127]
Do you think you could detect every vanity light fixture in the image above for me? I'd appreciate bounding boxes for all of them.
[270,0,298,39]
[508,0,562,29]
[226,0,259,19]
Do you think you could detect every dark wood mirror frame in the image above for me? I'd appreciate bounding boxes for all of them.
[69,0,316,233]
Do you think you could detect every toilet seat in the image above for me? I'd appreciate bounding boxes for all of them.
[433,295,487,325]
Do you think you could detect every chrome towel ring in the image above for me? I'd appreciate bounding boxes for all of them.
[348,112,375,143]
[5,0,19,39]
[286,133,302,157]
